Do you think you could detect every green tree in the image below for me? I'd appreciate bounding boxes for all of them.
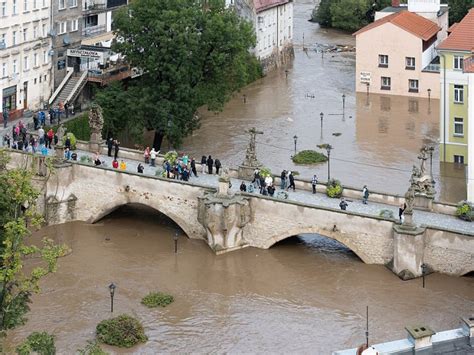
[330,0,372,32]
[445,0,473,24]
[311,0,332,26]
[111,0,261,149]
[0,150,68,339]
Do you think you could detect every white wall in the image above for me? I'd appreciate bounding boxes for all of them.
[468,72,474,202]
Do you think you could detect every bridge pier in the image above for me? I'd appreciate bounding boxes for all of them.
[391,223,427,280]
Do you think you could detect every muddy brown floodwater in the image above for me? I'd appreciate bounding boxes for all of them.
[5,205,474,353]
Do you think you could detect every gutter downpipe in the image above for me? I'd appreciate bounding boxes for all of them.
[441,52,446,162]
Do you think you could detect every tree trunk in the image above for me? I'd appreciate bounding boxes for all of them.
[153,131,164,151]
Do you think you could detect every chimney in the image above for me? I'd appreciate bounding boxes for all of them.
[392,0,400,7]
[406,325,435,353]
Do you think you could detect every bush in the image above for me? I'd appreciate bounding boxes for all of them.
[379,209,394,219]
[77,341,108,355]
[326,179,343,198]
[62,132,77,150]
[16,332,56,355]
[64,114,90,141]
[260,167,272,178]
[292,150,327,164]
[96,314,147,348]
[164,151,178,165]
[141,292,174,308]
[456,201,473,222]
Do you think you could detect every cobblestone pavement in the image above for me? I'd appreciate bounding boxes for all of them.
[53,149,472,235]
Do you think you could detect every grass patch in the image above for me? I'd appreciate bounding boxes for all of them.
[292,150,327,165]
[96,314,147,348]
[141,292,174,308]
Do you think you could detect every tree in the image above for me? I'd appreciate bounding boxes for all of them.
[311,0,332,26]
[0,150,68,340]
[111,0,261,149]
[445,0,473,24]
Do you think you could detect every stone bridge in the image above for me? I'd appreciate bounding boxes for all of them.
[7,151,474,279]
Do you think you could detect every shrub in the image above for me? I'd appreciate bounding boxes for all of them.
[379,209,394,219]
[326,179,343,198]
[96,314,147,348]
[62,132,77,150]
[292,150,327,164]
[64,114,90,141]
[141,292,174,308]
[456,201,473,222]
[164,151,178,165]
[16,332,56,355]
[79,155,93,164]
[77,340,108,355]
[259,167,272,178]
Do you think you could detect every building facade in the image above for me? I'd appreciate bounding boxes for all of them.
[437,9,474,202]
[0,0,53,118]
[353,0,448,99]
[227,0,294,73]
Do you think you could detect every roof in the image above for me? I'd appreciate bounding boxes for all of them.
[438,9,474,52]
[353,10,440,41]
[379,4,447,17]
[447,22,458,33]
[464,56,474,74]
[253,0,288,13]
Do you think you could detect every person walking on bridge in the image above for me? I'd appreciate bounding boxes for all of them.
[201,155,207,174]
[150,148,157,167]
[339,197,348,210]
[312,174,318,194]
[287,171,295,192]
[362,185,369,204]
[107,137,113,157]
[207,155,214,175]
[191,158,198,177]
[114,140,120,160]
[215,158,221,175]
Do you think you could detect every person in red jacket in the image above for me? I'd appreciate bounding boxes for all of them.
[46,128,54,149]
[112,159,119,169]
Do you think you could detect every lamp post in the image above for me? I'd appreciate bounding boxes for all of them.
[108,283,116,312]
[428,145,434,179]
[325,144,333,181]
[174,231,179,254]
[342,94,346,112]
[243,94,247,104]
[421,263,427,288]
[293,135,298,155]
[427,88,431,102]
[320,112,324,131]
[285,69,289,79]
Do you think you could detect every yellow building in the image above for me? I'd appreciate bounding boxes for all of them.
[437,9,474,201]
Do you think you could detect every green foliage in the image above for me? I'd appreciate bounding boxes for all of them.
[62,132,77,150]
[0,150,68,334]
[96,314,147,348]
[164,151,178,165]
[379,209,394,219]
[77,340,108,355]
[311,0,332,26]
[444,0,473,25]
[456,201,473,222]
[80,155,93,165]
[292,150,328,165]
[260,167,272,178]
[45,114,90,141]
[141,292,174,308]
[326,179,343,198]
[111,0,261,147]
[16,332,56,355]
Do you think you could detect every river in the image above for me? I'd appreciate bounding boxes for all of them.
[5,205,474,353]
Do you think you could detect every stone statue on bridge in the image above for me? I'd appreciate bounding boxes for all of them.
[409,146,435,198]
[88,104,104,152]
[239,127,263,180]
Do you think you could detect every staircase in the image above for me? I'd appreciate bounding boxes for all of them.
[49,71,88,108]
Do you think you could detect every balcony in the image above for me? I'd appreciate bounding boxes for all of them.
[82,25,107,37]
[82,0,106,13]
[87,64,132,86]
[422,56,440,73]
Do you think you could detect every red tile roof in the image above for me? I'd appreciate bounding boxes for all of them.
[253,0,289,13]
[464,56,474,74]
[447,23,458,33]
[438,9,474,52]
[353,11,440,41]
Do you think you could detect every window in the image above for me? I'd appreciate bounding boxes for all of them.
[13,59,17,73]
[33,0,37,8]
[12,31,17,45]
[2,63,7,77]
[406,57,415,69]
[33,53,38,67]
[42,0,45,6]
[454,155,464,164]
[453,56,464,70]
[23,56,28,70]
[408,79,419,93]
[58,21,67,34]
[288,25,291,39]
[22,28,27,42]
[1,1,6,16]
[408,99,419,113]
[0,33,6,47]
[454,84,464,103]
[85,15,98,27]
[69,0,77,7]
[42,50,46,63]
[381,76,391,90]
[378,54,388,67]
[23,0,27,11]
[58,0,65,9]
[33,26,37,38]
[71,18,78,32]
[454,117,464,136]
[34,78,37,84]
[13,0,17,14]
[42,24,46,37]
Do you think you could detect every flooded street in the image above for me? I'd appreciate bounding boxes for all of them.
[5,206,474,353]
[176,0,465,202]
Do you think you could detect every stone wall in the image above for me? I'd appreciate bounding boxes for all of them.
[260,45,295,74]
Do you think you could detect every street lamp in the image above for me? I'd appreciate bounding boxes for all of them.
[108,283,116,312]
[421,263,427,288]
[366,82,370,97]
[342,94,346,112]
[174,231,179,253]
[427,88,431,102]
[285,69,289,79]
[293,135,298,155]
[320,112,324,131]
[428,145,434,179]
[325,144,333,181]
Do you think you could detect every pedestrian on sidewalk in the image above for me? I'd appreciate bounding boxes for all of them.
[240,181,247,192]
[112,159,119,169]
[215,158,221,175]
[253,168,261,188]
[339,197,348,211]
[399,203,407,223]
[65,135,71,149]
[287,171,295,191]
[49,107,55,124]
[107,137,113,157]
[144,146,150,164]
[46,129,54,149]
[2,108,8,128]
[362,185,369,204]
[312,174,318,194]
[280,170,287,190]
[114,140,120,160]
[191,158,198,177]
[65,102,69,119]
[33,113,39,130]
[200,155,207,174]
[137,163,144,173]
[150,148,157,167]
[38,126,45,145]
[207,155,213,174]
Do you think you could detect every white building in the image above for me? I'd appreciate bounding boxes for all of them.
[227,0,294,72]
[0,0,53,118]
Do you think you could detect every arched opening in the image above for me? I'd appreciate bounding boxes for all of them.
[270,233,364,262]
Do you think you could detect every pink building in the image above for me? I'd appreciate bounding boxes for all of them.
[353,0,448,99]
